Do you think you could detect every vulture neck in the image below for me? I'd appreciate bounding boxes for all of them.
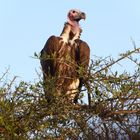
[60,20,82,43]
[67,19,80,34]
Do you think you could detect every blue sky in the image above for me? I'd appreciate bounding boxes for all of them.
[0,0,140,81]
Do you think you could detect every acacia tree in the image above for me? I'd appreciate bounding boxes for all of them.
[0,47,140,140]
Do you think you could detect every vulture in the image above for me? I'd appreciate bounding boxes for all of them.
[40,9,90,104]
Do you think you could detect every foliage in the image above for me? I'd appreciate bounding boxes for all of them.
[0,47,140,140]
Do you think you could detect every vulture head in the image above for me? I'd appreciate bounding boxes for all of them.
[67,9,86,22]
[67,9,86,34]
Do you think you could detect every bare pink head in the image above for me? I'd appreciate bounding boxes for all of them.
[67,9,86,33]
[67,9,86,22]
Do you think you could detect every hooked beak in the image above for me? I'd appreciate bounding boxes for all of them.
[80,12,86,20]
[73,11,86,22]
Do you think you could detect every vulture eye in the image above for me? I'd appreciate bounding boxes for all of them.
[72,10,76,13]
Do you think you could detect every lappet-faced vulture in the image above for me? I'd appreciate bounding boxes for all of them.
[40,9,90,104]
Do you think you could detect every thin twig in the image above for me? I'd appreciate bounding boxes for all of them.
[93,48,140,76]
